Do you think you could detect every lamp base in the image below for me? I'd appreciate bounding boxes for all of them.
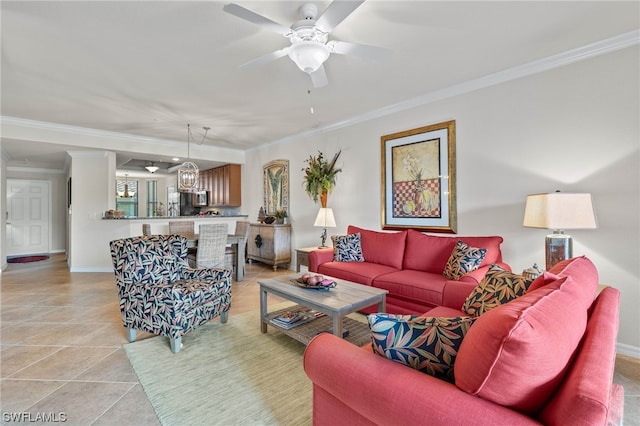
[545,231,572,270]
[318,227,328,249]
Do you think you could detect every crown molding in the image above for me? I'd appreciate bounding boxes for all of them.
[262,30,640,149]
[1,116,185,147]
[6,166,65,175]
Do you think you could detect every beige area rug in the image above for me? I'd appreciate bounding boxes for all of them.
[123,303,313,426]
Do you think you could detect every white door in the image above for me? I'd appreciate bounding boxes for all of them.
[6,180,50,256]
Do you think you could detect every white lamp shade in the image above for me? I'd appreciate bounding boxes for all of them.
[314,208,336,228]
[145,164,159,173]
[523,193,597,230]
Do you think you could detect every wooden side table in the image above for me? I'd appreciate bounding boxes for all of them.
[295,247,319,272]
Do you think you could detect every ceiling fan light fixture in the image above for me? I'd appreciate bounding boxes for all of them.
[145,162,159,173]
[288,40,330,74]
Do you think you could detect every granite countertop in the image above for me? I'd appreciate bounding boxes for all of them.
[103,215,249,220]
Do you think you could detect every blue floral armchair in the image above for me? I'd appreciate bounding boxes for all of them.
[109,235,232,353]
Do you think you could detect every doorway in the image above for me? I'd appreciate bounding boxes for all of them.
[6,179,51,257]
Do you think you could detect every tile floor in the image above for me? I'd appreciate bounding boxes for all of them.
[1,253,639,425]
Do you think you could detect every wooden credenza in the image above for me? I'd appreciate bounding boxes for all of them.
[247,223,291,271]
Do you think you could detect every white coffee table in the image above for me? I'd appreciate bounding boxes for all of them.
[259,273,387,345]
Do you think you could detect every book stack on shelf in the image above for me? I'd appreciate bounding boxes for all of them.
[269,308,325,330]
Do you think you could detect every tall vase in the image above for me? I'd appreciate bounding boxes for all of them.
[320,191,328,208]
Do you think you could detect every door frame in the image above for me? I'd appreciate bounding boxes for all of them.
[6,179,52,257]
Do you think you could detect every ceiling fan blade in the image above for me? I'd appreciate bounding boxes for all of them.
[223,3,292,36]
[239,47,290,69]
[328,40,392,61]
[310,65,329,88]
[315,0,365,33]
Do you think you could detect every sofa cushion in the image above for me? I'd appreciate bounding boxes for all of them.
[348,225,407,270]
[454,272,595,415]
[457,236,504,266]
[461,264,531,316]
[424,306,466,317]
[331,233,365,262]
[526,271,560,292]
[442,241,487,280]
[372,270,448,308]
[403,229,457,273]
[402,230,504,273]
[368,313,477,382]
[528,256,598,299]
[318,261,398,286]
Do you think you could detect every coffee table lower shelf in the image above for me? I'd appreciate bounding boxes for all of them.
[264,305,372,347]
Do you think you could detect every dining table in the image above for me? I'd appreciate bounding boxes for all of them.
[187,234,246,281]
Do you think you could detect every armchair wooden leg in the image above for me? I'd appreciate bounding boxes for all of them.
[126,327,136,343]
[221,311,229,323]
[170,336,182,354]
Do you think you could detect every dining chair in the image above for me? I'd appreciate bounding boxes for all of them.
[225,221,250,275]
[109,234,232,353]
[142,223,151,236]
[169,220,195,239]
[191,223,229,269]
[170,220,197,262]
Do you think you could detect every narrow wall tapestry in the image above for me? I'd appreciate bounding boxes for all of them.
[263,159,289,215]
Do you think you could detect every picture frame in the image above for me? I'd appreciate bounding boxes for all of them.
[263,159,289,215]
[381,120,457,233]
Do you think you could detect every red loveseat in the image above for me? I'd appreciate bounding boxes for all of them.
[309,225,509,314]
[304,256,624,425]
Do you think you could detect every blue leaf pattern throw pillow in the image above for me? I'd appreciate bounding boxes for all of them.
[332,233,365,262]
[443,240,487,280]
[368,313,477,382]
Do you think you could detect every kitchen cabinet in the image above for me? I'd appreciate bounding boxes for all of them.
[199,164,241,207]
[247,223,291,270]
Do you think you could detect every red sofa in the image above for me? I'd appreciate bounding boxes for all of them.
[309,225,509,314]
[304,256,624,425]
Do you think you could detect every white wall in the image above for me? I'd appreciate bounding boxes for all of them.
[68,151,117,270]
[243,47,640,353]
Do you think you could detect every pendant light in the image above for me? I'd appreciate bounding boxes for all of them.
[178,124,206,192]
[145,162,159,173]
[122,174,135,198]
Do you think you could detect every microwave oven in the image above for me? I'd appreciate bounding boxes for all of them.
[193,191,209,207]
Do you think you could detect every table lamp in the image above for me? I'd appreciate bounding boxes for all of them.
[523,192,597,270]
[314,208,336,248]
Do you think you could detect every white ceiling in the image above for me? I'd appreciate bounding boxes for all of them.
[1,1,639,173]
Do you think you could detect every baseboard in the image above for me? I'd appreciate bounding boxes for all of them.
[69,267,113,273]
[617,342,640,359]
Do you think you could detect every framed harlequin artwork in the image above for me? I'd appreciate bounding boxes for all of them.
[380,120,457,233]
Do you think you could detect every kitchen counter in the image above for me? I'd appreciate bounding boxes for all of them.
[101,216,249,237]
[103,215,249,220]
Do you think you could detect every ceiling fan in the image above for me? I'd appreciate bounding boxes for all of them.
[223,1,390,88]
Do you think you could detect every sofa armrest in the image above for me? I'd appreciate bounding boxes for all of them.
[441,280,477,310]
[308,248,334,273]
[459,262,512,284]
[304,333,540,426]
